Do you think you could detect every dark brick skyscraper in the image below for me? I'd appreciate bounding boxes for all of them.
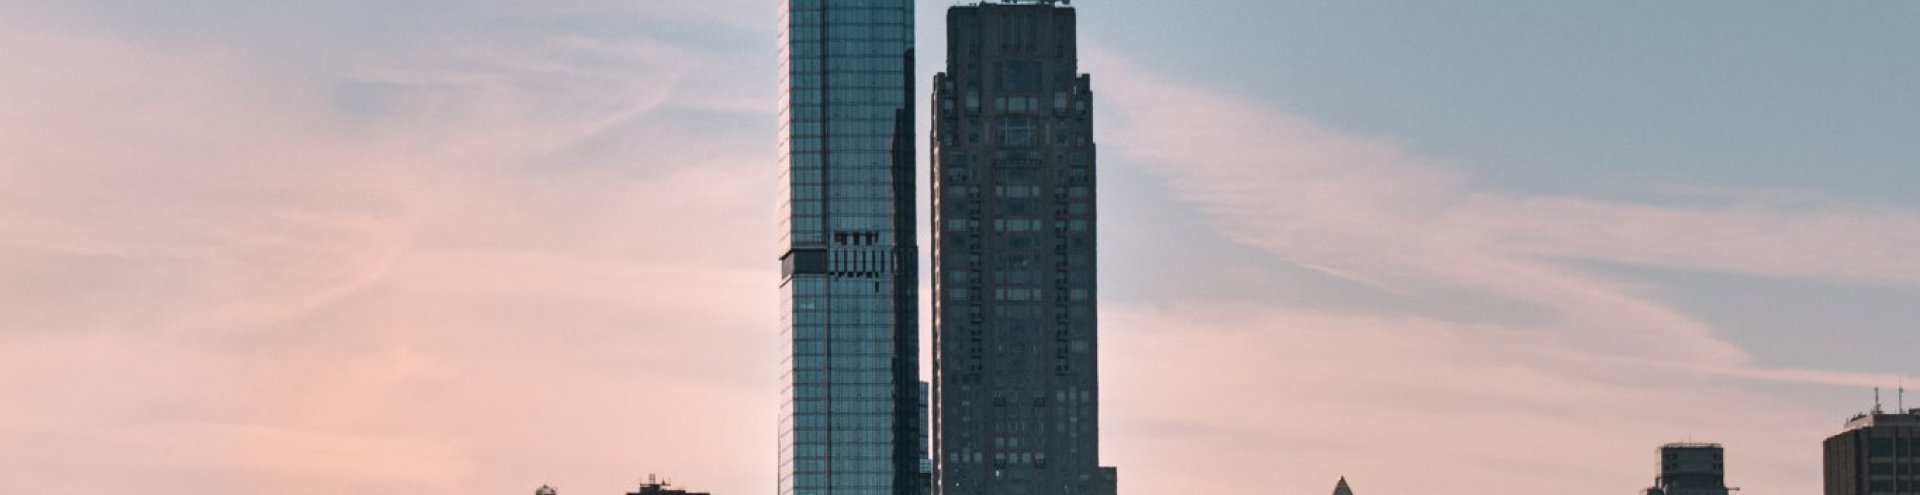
[930,3,1115,495]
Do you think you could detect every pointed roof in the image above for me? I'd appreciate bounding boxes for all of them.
[1332,477,1354,495]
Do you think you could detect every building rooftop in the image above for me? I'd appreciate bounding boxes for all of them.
[1660,442,1724,449]
[961,1,1075,7]
[1844,409,1920,430]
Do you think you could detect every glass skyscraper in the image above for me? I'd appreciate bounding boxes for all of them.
[777,1,920,495]
[931,4,1117,495]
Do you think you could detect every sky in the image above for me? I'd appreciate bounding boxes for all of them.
[2,1,1918,494]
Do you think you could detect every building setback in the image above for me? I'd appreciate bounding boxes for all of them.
[777,1,921,495]
[931,3,1115,495]
[1826,407,1920,495]
[1644,443,1732,495]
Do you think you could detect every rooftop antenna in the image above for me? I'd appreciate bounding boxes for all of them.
[1875,387,1884,414]
[1901,381,1907,412]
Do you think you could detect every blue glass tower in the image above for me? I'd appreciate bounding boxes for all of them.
[778,1,919,495]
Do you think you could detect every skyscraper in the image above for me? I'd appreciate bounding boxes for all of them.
[1825,405,1920,495]
[1332,477,1356,495]
[778,1,919,495]
[930,3,1115,495]
[1644,443,1732,495]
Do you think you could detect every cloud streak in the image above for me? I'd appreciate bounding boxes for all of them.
[1086,52,1920,494]
[1093,51,1920,377]
[0,2,780,494]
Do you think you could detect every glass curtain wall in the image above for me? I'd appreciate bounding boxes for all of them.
[778,1,917,495]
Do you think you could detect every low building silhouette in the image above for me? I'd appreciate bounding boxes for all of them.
[1643,443,1731,495]
[621,474,709,495]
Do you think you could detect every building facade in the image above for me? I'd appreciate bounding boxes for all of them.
[778,1,921,495]
[1643,443,1731,495]
[1826,408,1920,495]
[930,3,1115,495]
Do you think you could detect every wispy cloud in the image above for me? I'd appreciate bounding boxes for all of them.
[1086,52,1919,494]
[1093,51,1920,374]
[0,2,779,494]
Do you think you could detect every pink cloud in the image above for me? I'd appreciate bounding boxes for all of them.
[0,8,779,495]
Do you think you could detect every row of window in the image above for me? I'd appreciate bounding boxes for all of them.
[786,119,907,135]
[786,412,895,429]
[936,124,1093,149]
[782,151,899,167]
[790,429,898,445]
[783,71,910,90]
[792,355,897,371]
[785,4,911,23]
[784,24,909,42]
[792,371,897,386]
[791,335,901,352]
[940,162,1096,184]
[788,135,904,153]
[783,57,908,76]
[788,182,910,196]
[936,304,1094,320]
[785,52,910,73]
[938,149,1088,167]
[942,219,1092,233]
[1864,437,1920,456]
[939,288,1092,302]
[941,270,1093,285]
[937,200,1092,218]
[788,88,908,106]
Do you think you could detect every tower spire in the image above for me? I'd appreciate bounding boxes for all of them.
[1333,476,1355,495]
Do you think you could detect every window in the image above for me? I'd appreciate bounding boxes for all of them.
[994,218,1042,232]
[996,185,1040,198]
[995,61,1040,93]
[998,116,1035,146]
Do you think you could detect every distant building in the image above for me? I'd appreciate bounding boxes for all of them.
[626,475,710,495]
[1643,443,1731,495]
[1825,406,1920,495]
[535,485,557,495]
[1332,477,1355,495]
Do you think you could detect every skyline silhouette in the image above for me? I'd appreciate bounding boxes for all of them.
[2,1,1918,494]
